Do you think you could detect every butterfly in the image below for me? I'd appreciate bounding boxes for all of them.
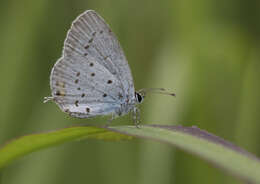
[44,10,175,126]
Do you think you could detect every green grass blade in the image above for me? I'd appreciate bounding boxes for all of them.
[0,126,132,169]
[108,125,260,183]
[0,124,259,183]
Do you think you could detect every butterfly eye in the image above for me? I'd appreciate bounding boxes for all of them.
[135,92,143,103]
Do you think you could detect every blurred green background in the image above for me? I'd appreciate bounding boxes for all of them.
[0,0,259,183]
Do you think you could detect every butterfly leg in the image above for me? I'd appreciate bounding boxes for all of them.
[132,107,141,128]
[106,113,116,126]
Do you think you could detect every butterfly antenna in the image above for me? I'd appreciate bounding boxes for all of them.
[138,88,176,97]
[43,96,54,103]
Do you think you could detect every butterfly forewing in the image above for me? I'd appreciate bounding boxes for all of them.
[64,10,134,97]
